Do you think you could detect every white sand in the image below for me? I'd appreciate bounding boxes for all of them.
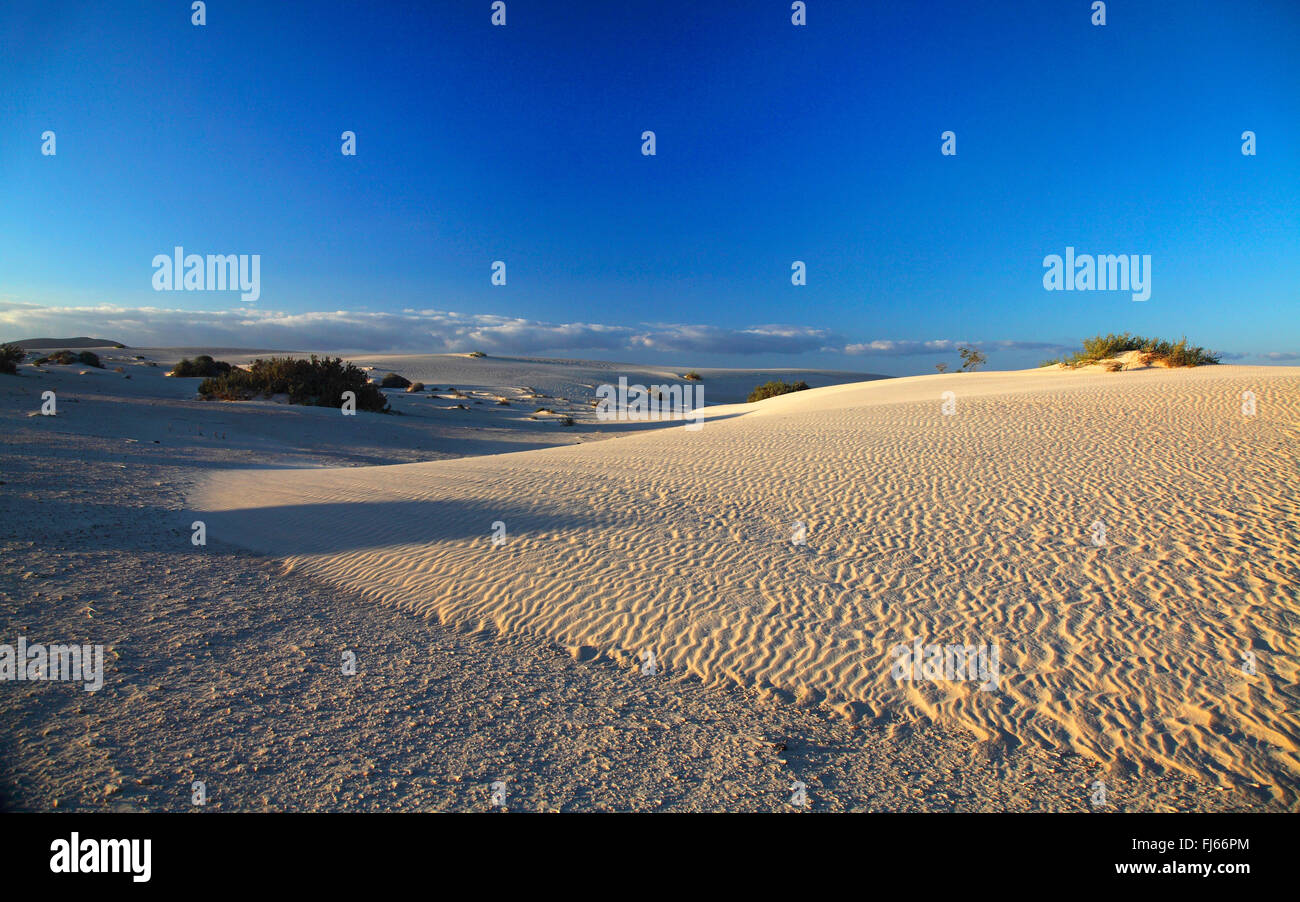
[191,362,1300,800]
[3,346,1295,809]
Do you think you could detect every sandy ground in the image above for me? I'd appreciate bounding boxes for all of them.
[1,347,1293,810]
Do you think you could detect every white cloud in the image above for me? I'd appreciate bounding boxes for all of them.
[629,323,838,355]
[841,338,1068,356]
[0,301,1138,363]
[0,302,845,356]
[0,303,635,354]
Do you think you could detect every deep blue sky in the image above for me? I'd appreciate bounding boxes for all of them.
[2,0,1297,373]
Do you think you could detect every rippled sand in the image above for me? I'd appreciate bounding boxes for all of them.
[194,365,1300,802]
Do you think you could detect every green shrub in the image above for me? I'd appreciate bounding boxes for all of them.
[380,372,411,389]
[406,381,425,393]
[171,355,233,377]
[683,371,703,381]
[467,350,487,358]
[1159,337,1222,367]
[747,380,810,403]
[0,343,23,375]
[198,356,389,412]
[1081,333,1136,359]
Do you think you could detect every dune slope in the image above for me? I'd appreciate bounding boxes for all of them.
[193,366,1300,801]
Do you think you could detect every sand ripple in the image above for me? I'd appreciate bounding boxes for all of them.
[194,366,1299,801]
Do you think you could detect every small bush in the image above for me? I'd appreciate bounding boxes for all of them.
[380,372,411,389]
[935,363,949,373]
[683,371,703,381]
[198,355,389,412]
[958,346,987,372]
[1104,360,1124,372]
[0,343,24,375]
[559,416,575,426]
[171,355,233,378]
[467,350,487,358]
[747,380,810,403]
[406,382,425,393]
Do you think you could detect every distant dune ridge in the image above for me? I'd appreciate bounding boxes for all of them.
[194,363,1300,802]
[11,337,123,349]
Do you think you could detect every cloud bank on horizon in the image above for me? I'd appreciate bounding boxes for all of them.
[0,301,1283,368]
[0,301,1092,367]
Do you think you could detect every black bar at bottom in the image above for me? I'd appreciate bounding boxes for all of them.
[0,811,1282,890]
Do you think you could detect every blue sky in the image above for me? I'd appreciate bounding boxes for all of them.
[2,0,1297,374]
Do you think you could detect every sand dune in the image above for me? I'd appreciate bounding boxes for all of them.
[193,365,1300,801]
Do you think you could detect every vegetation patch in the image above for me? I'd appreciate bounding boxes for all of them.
[170,355,233,378]
[33,350,103,368]
[747,380,810,403]
[0,343,24,375]
[198,355,389,412]
[1040,333,1221,369]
